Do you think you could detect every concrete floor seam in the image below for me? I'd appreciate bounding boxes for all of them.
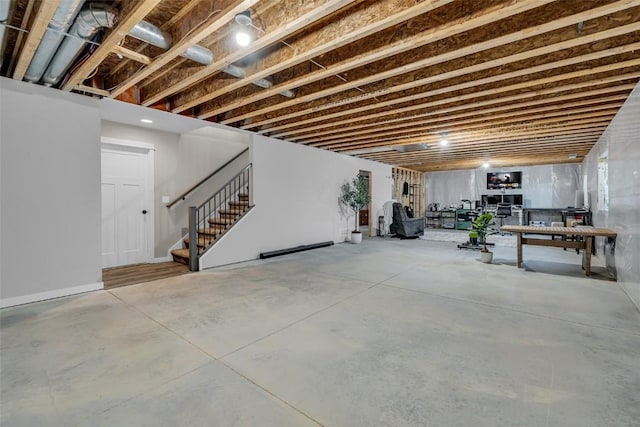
[216,360,325,427]
[107,291,326,426]
[217,280,384,360]
[107,290,221,360]
[380,283,640,338]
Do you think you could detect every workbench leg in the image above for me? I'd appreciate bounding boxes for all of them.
[516,232,522,268]
[585,236,593,276]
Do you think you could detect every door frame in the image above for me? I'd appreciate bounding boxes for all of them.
[101,136,155,266]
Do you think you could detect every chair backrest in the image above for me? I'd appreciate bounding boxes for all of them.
[496,203,512,216]
[392,203,408,221]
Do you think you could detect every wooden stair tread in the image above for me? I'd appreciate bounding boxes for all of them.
[219,208,245,215]
[229,201,249,207]
[184,236,214,248]
[171,248,190,265]
[198,227,224,235]
[209,218,234,225]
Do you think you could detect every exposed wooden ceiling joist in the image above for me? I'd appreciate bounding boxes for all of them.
[61,0,163,91]
[12,0,62,80]
[2,0,637,172]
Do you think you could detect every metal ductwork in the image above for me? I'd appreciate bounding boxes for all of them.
[24,2,295,98]
[222,63,295,98]
[42,4,117,86]
[127,20,212,65]
[24,0,87,83]
[126,21,294,98]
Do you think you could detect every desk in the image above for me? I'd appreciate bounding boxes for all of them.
[500,225,617,276]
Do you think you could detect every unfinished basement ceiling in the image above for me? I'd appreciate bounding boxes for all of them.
[1,0,639,172]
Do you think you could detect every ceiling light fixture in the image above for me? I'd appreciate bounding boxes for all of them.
[234,10,252,47]
[482,162,490,169]
[439,132,448,146]
[568,153,578,159]
[140,119,153,123]
[235,32,251,46]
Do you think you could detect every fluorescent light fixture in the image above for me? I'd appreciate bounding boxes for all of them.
[482,162,490,169]
[140,119,153,123]
[568,153,578,159]
[236,32,251,46]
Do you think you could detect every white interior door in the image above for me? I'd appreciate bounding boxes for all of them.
[101,147,151,268]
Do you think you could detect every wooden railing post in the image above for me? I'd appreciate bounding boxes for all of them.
[188,206,199,271]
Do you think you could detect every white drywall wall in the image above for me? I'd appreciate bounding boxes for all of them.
[582,81,640,309]
[0,77,102,304]
[199,134,392,269]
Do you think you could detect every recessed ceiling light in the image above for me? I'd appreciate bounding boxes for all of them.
[439,132,448,146]
[439,139,448,146]
[140,119,153,123]
[236,32,251,46]
[482,162,490,169]
[568,153,578,159]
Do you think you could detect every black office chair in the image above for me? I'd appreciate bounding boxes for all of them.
[495,203,512,234]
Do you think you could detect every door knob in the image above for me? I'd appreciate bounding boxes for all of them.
[142,210,148,214]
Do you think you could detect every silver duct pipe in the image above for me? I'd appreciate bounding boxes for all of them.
[27,2,294,98]
[127,21,294,97]
[24,0,87,82]
[127,20,212,65]
[222,64,294,98]
[42,4,116,86]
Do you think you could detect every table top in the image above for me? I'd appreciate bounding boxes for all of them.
[500,225,617,237]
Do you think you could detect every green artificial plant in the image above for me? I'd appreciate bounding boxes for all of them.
[471,212,494,252]
[340,175,371,233]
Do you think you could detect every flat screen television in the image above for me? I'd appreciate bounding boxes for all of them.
[487,171,522,189]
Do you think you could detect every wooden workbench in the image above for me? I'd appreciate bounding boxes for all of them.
[499,225,617,276]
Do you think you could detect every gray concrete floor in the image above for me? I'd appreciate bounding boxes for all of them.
[1,238,639,426]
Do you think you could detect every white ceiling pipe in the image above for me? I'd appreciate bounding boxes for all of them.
[0,0,12,68]
[24,0,87,82]
[42,4,116,86]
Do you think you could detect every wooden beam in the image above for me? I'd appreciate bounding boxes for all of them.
[62,0,162,91]
[13,0,62,80]
[199,0,559,120]
[74,84,110,96]
[362,133,604,158]
[107,0,260,97]
[231,35,640,127]
[111,45,152,65]
[310,105,623,147]
[164,0,457,112]
[109,0,204,76]
[338,122,611,152]
[7,0,37,74]
[212,0,640,123]
[247,58,640,133]
[267,74,639,137]
[138,0,356,106]
[286,91,631,143]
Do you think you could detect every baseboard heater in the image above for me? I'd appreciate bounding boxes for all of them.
[259,241,334,259]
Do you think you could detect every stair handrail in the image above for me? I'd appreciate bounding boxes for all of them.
[167,147,249,208]
[188,163,253,271]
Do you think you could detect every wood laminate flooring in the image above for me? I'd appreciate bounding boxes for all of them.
[103,262,190,289]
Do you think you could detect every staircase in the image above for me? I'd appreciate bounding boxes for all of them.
[171,193,250,265]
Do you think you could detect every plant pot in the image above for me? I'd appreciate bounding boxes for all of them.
[480,250,493,263]
[351,231,363,244]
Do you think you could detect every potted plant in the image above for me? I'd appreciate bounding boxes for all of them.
[468,230,479,246]
[340,175,371,244]
[472,212,494,263]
